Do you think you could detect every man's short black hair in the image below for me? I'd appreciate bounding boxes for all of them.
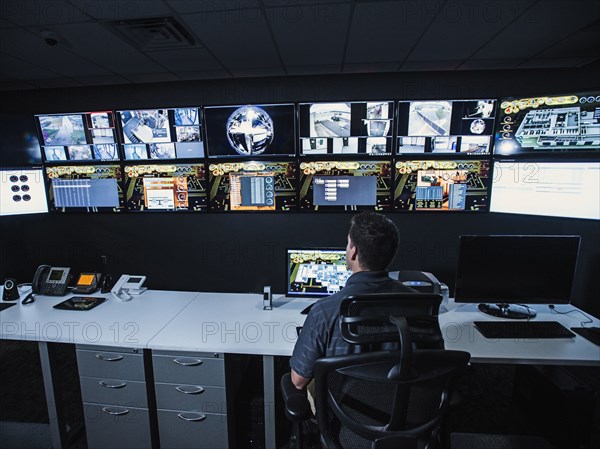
[348,212,399,271]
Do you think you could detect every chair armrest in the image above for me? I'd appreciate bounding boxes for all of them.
[280,372,313,422]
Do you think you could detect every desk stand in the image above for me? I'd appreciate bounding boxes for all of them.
[39,342,67,449]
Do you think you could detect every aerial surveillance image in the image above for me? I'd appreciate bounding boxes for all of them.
[408,101,452,136]
[309,103,351,137]
[226,106,274,156]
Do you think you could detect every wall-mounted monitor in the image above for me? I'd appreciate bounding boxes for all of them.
[0,168,48,216]
[208,160,297,211]
[0,113,43,167]
[123,163,208,212]
[490,160,600,220]
[396,99,496,155]
[299,101,394,156]
[45,165,124,212]
[394,159,490,211]
[36,111,119,163]
[299,160,393,211]
[118,107,204,161]
[204,104,295,158]
[494,92,600,155]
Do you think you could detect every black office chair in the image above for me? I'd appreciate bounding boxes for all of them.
[282,293,470,449]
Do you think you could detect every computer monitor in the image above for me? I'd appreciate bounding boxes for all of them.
[0,113,43,167]
[454,235,581,319]
[490,160,600,220]
[286,248,351,298]
[0,168,48,216]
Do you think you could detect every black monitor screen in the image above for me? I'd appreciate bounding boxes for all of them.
[287,248,351,298]
[0,113,43,167]
[494,92,600,155]
[299,160,392,211]
[123,163,208,212]
[299,101,394,156]
[208,160,297,211]
[396,99,496,155]
[204,104,295,158]
[454,235,580,304]
[45,165,124,212]
[394,159,490,212]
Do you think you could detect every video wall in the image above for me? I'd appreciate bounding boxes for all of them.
[1,91,597,218]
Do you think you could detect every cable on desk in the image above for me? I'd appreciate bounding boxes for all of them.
[548,304,594,327]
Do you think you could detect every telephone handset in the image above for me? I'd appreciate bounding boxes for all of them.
[23,265,72,304]
[111,275,147,302]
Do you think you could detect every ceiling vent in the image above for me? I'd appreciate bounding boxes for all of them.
[109,17,195,51]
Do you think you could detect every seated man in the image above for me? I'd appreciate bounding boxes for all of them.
[290,211,414,392]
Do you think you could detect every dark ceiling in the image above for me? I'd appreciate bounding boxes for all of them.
[1,0,599,91]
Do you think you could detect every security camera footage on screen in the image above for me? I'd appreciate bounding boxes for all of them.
[0,169,48,216]
[204,104,295,158]
[299,160,393,211]
[45,165,124,213]
[494,92,600,155]
[287,249,351,298]
[299,101,394,156]
[36,112,120,163]
[123,163,208,212]
[394,160,490,212]
[208,160,297,211]
[397,99,497,155]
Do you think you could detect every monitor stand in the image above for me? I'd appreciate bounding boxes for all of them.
[478,303,537,319]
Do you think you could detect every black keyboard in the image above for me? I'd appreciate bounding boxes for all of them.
[474,321,576,339]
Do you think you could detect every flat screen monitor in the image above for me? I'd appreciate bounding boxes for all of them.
[208,160,297,211]
[397,99,497,155]
[45,165,124,212]
[0,113,43,167]
[204,103,295,158]
[299,160,393,211]
[394,159,490,211]
[494,92,600,155]
[123,163,208,212]
[299,101,394,156]
[36,111,119,162]
[286,248,351,298]
[491,160,600,220]
[118,107,204,161]
[0,168,48,216]
[454,235,580,319]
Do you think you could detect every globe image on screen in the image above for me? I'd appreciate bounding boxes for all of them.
[226,106,274,156]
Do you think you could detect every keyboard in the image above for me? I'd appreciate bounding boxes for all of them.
[474,321,576,339]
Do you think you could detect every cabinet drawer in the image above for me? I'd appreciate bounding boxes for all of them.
[155,382,226,414]
[153,354,224,386]
[80,376,147,408]
[77,349,145,381]
[83,403,151,449]
[157,410,228,449]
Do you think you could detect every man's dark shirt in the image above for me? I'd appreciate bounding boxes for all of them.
[290,270,414,379]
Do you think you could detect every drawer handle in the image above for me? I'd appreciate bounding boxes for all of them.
[173,358,203,366]
[177,412,206,422]
[175,386,205,395]
[101,407,130,416]
[99,381,127,389]
[95,354,124,362]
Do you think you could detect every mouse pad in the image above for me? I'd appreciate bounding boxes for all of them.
[0,302,17,312]
[571,327,600,347]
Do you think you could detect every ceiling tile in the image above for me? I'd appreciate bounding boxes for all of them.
[148,48,223,72]
[0,52,62,79]
[78,75,132,86]
[266,3,350,66]
[343,62,399,73]
[263,1,350,6]
[536,29,600,59]
[400,60,461,72]
[180,10,280,69]
[67,0,172,21]
[0,80,38,91]
[130,73,181,83]
[0,0,92,26]
[457,59,521,70]
[346,1,442,64]
[230,66,286,77]
[518,57,594,69]
[32,78,85,88]
[287,64,341,75]
[167,0,260,14]
[177,69,232,80]
[0,18,16,28]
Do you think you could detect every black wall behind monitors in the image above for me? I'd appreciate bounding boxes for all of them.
[208,160,298,211]
[494,92,600,156]
[397,99,497,155]
[123,163,208,212]
[394,159,491,211]
[204,104,295,158]
[490,160,600,220]
[45,165,124,212]
[0,168,48,216]
[299,160,393,211]
[299,101,394,156]
[0,113,43,167]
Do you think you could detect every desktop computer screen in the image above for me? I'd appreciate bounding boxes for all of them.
[0,113,43,167]
[0,168,48,216]
[286,248,351,298]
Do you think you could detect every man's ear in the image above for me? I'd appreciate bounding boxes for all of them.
[349,244,358,261]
